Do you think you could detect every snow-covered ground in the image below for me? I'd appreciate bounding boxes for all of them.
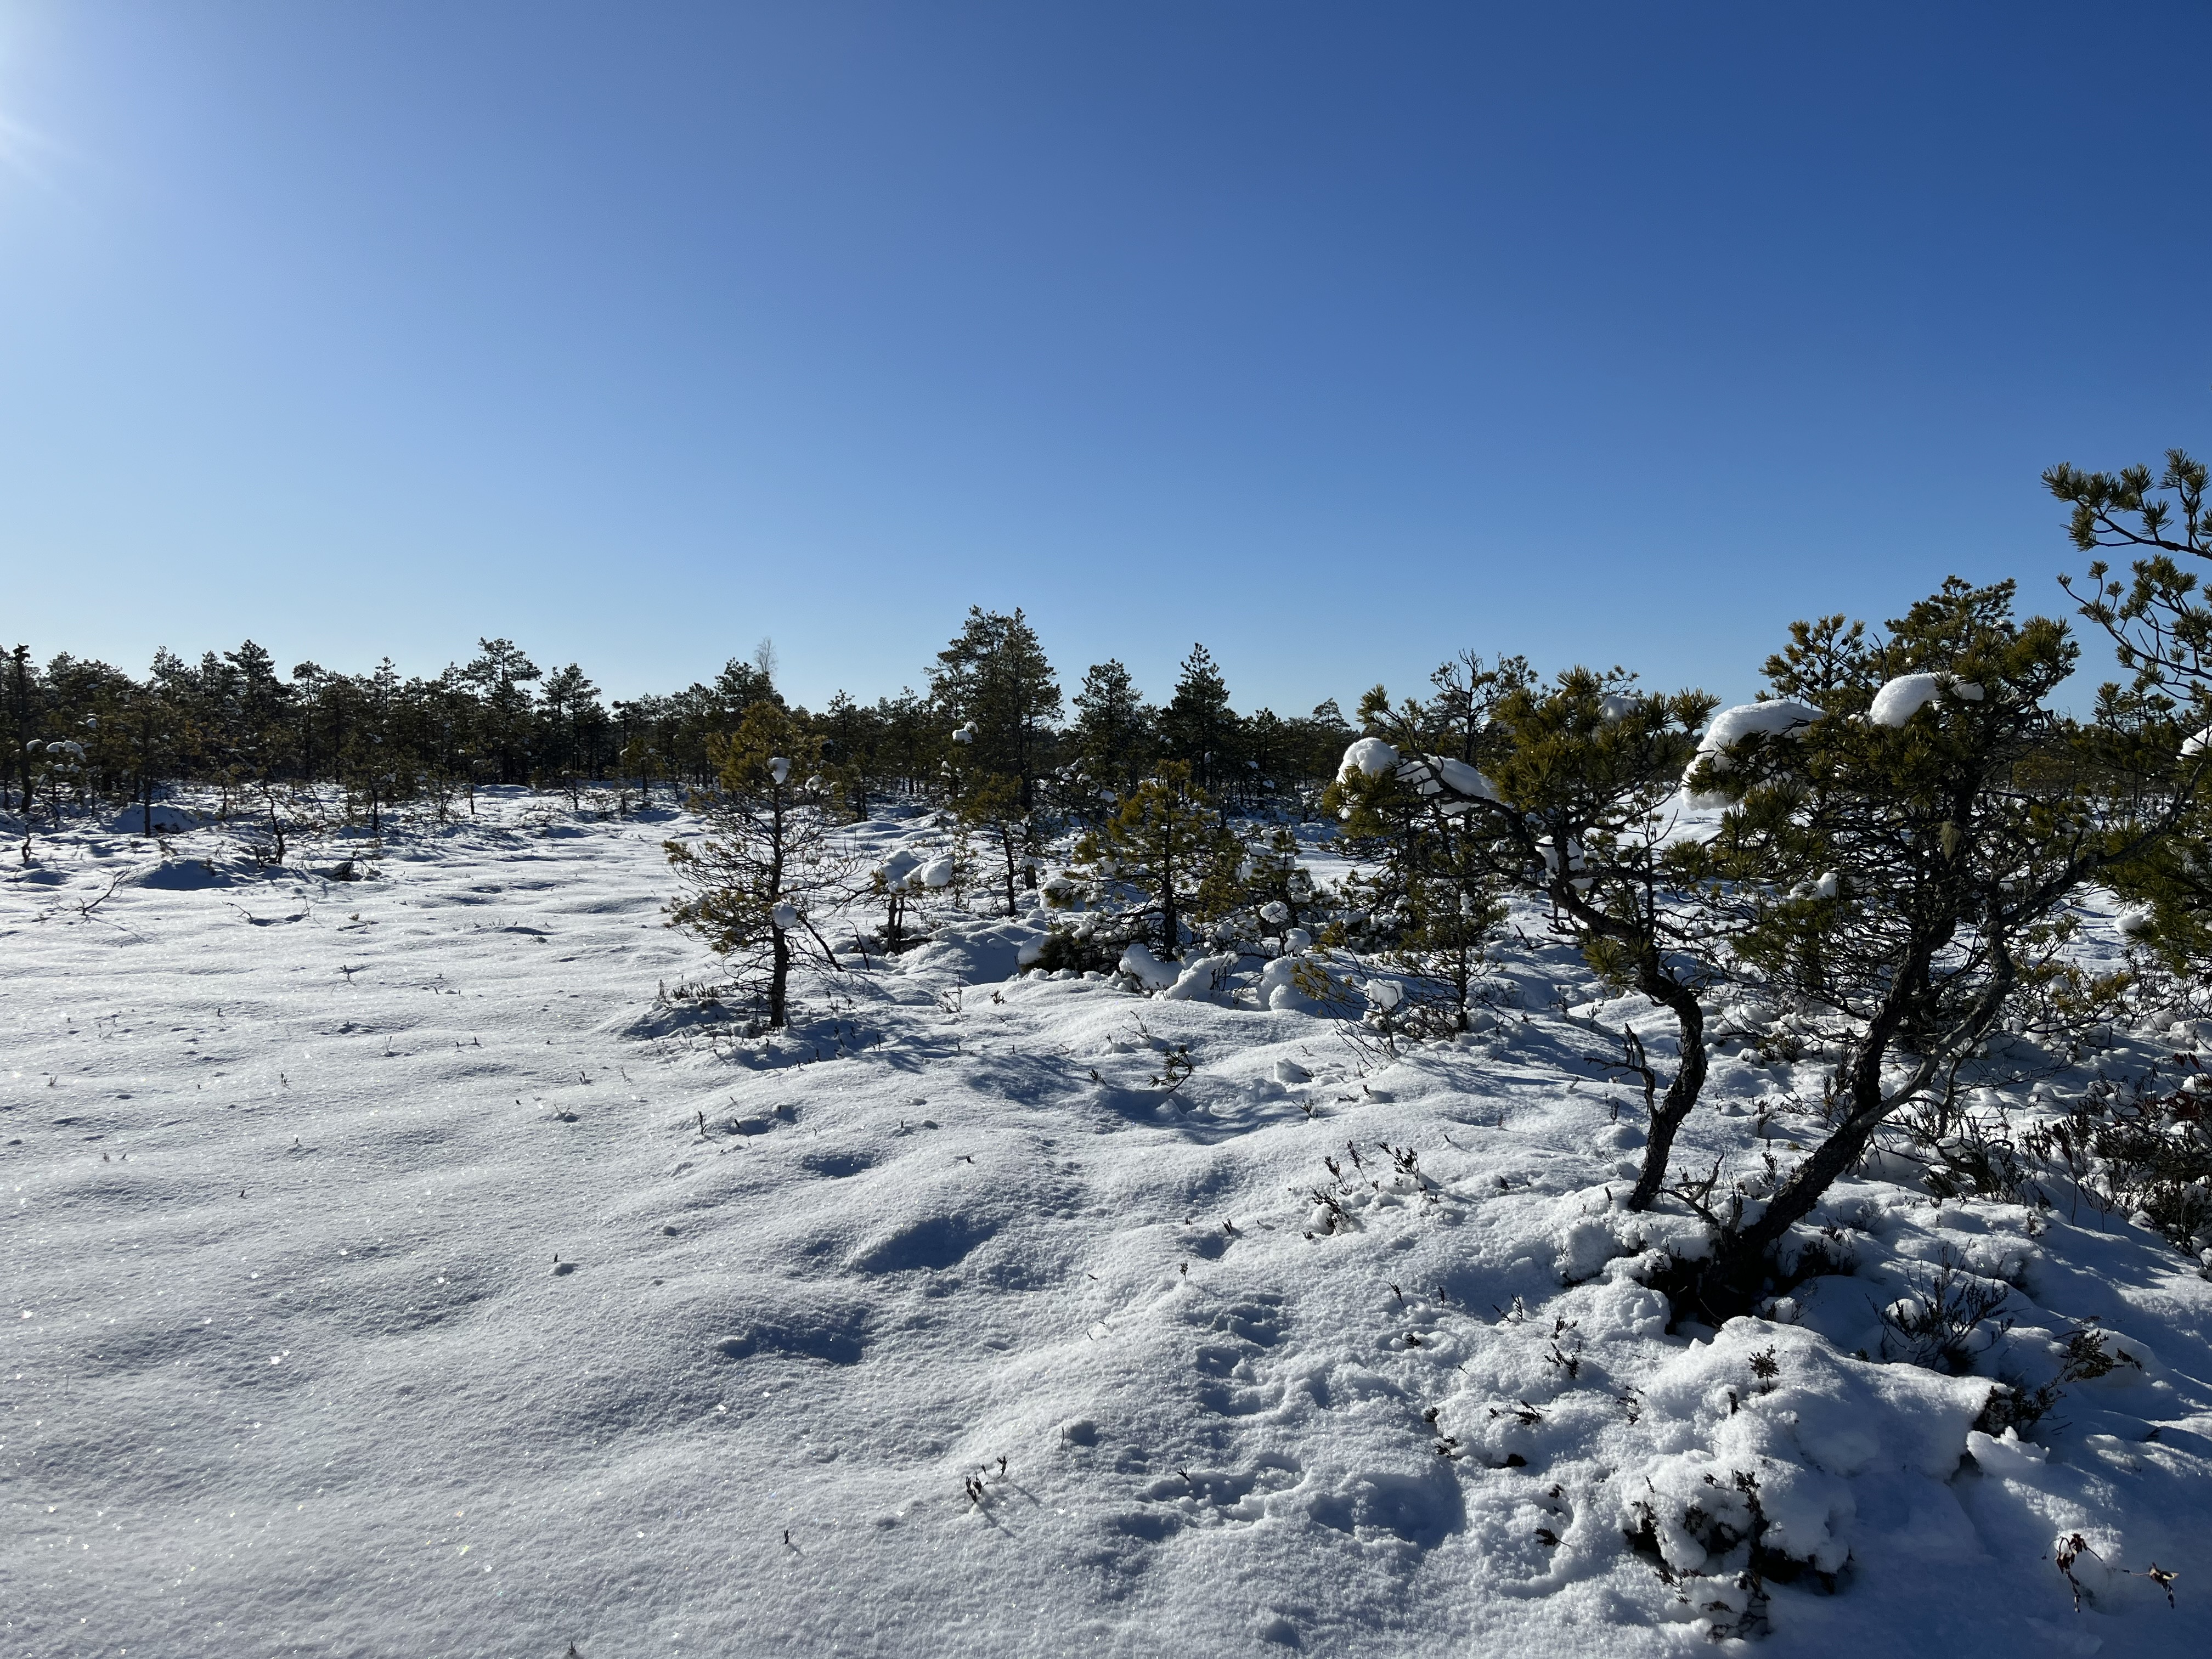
[5,792,2208,1657]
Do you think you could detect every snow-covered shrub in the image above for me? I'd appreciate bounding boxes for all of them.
[1874,1251,2015,1372]
[2019,1066,2212,1255]
[1117,941,1183,992]
[1027,920,1122,976]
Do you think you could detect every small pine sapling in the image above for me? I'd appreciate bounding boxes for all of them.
[664,702,857,1030]
[1074,762,1240,956]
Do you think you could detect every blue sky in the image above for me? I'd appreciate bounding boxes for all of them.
[2,2,2207,714]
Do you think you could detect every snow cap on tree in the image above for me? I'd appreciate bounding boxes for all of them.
[1684,699,1822,803]
[1867,673,1982,727]
[1339,736,1399,779]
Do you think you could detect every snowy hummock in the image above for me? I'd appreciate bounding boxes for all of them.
[1118,940,1183,992]
[4,791,2209,1657]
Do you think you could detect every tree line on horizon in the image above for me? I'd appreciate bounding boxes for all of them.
[0,620,1362,837]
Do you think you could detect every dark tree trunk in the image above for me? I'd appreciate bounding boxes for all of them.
[769,927,791,1028]
[1624,974,1707,1212]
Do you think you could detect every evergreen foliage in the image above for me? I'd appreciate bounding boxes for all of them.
[1069,659,1153,807]
[0,615,1367,839]
[930,607,1062,815]
[1074,761,1240,956]
[1159,644,1239,795]
[1335,664,1719,1199]
[664,702,853,1029]
[1675,578,2199,1307]
[2050,447,2212,701]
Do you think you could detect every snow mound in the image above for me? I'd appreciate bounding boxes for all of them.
[106,803,201,834]
[902,915,1046,983]
[1257,950,1337,1011]
[1118,941,1183,991]
[1159,952,1237,1001]
[123,856,257,890]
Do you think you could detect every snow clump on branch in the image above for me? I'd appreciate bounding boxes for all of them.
[1338,736,1398,779]
[1336,740,1502,811]
[1682,699,1823,806]
[1868,673,1983,727]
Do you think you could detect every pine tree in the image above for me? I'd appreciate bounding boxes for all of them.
[1674,578,2198,1311]
[1070,659,1153,806]
[37,654,133,825]
[815,691,885,820]
[930,608,1062,818]
[339,659,408,837]
[1425,651,1535,763]
[537,664,602,795]
[664,702,854,1029]
[2046,445,2212,974]
[713,651,779,719]
[92,670,190,840]
[955,771,1036,917]
[1383,848,1505,1037]
[2049,447,2212,702]
[1479,670,1718,1206]
[1239,825,1318,937]
[1076,761,1238,956]
[212,642,301,846]
[1159,644,1239,796]
[6,644,39,817]
[1357,652,1536,765]
[873,689,935,798]
[932,609,1060,901]
[1330,666,1718,1187]
[460,639,542,785]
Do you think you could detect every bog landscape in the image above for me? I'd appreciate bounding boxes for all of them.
[9,458,2212,1655]
[8,9,2212,1656]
